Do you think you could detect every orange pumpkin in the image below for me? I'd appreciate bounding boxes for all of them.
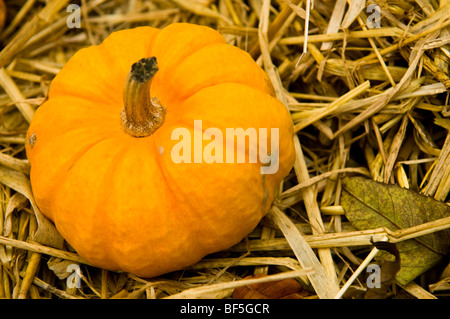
[26,23,295,278]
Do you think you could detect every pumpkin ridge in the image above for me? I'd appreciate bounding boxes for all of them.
[150,23,226,74]
[48,46,120,104]
[163,83,292,177]
[42,134,122,212]
[183,81,274,108]
[147,135,214,258]
[156,43,272,107]
[99,26,158,80]
[163,81,277,124]
[52,137,133,270]
[155,122,269,242]
[159,162,266,256]
[53,135,127,194]
[98,139,192,274]
[145,135,180,212]
[173,82,287,128]
[28,127,122,216]
[64,136,120,174]
[90,140,146,270]
[154,40,222,83]
[35,95,123,127]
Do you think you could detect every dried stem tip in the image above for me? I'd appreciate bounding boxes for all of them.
[121,57,166,138]
[130,57,159,83]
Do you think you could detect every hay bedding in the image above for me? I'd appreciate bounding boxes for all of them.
[0,0,449,299]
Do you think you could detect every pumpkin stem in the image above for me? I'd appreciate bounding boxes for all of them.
[121,57,166,138]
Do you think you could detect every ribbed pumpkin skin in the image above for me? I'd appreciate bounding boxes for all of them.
[26,23,295,278]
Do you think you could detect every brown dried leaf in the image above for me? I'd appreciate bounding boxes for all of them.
[3,192,29,236]
[47,257,79,280]
[232,274,309,299]
[0,165,64,248]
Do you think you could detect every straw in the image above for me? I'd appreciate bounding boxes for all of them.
[1,0,450,300]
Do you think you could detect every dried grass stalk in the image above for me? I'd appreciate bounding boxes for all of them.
[268,207,340,298]
[1,0,450,300]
